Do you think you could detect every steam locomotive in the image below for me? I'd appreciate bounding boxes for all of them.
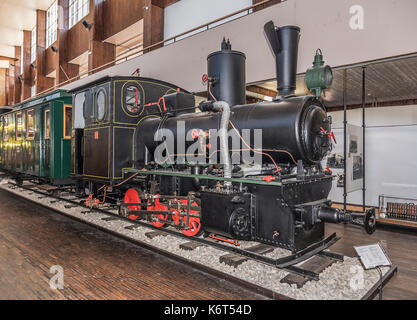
[4,20,372,253]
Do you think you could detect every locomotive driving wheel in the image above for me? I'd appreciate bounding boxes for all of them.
[147,197,169,228]
[122,188,142,220]
[178,199,202,237]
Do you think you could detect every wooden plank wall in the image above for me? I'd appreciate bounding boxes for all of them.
[22,30,32,101]
[35,9,55,95]
[14,46,22,103]
[102,0,145,41]
[1,0,280,104]
[143,0,164,51]
[8,62,15,105]
[57,0,79,84]
[0,69,6,106]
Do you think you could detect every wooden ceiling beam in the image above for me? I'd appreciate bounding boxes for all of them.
[329,98,417,111]
[252,0,282,12]
[151,0,180,8]
[0,56,17,63]
[247,85,277,98]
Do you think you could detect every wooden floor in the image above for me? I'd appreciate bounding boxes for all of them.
[0,190,266,300]
[0,189,416,300]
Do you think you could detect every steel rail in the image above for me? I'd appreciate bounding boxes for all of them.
[8,181,342,280]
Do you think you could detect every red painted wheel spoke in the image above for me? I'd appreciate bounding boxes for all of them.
[180,200,202,237]
[148,197,168,228]
[123,188,141,212]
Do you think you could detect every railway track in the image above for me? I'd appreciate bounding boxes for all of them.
[0,179,395,300]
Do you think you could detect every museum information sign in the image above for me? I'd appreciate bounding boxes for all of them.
[354,243,391,270]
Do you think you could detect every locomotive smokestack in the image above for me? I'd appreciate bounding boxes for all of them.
[264,21,300,97]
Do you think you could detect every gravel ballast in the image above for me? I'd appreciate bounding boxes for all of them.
[0,180,391,300]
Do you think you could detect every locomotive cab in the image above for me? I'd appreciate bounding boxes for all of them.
[70,76,192,190]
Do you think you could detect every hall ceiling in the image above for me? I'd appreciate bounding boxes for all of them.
[0,0,54,67]
[257,55,417,108]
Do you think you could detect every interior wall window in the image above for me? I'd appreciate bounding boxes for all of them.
[124,85,143,114]
[27,109,35,140]
[16,113,24,141]
[96,89,106,121]
[64,105,72,139]
[45,110,51,139]
[31,85,36,97]
[31,27,37,63]
[46,1,58,48]
[69,0,90,29]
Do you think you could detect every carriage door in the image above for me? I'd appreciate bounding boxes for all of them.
[41,106,51,178]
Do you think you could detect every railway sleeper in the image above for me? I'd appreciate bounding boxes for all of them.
[219,244,275,268]
[280,255,338,288]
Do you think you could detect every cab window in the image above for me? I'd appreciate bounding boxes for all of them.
[124,85,143,114]
[96,89,106,121]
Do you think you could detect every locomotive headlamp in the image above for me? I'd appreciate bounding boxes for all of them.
[306,49,333,98]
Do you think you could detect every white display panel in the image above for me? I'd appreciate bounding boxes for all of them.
[326,106,417,207]
[346,124,363,193]
[164,0,252,42]
[354,243,391,270]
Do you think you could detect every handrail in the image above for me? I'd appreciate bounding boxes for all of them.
[31,0,280,99]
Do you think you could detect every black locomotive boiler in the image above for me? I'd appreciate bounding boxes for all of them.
[74,21,376,252]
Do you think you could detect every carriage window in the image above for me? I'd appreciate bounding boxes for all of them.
[96,89,106,121]
[27,109,35,139]
[3,117,9,141]
[45,110,50,139]
[0,118,3,141]
[16,112,24,140]
[124,85,142,114]
[64,105,72,139]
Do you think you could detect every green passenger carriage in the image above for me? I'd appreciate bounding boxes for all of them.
[0,90,73,185]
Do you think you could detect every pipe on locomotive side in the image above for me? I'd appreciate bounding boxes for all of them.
[212,101,232,183]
